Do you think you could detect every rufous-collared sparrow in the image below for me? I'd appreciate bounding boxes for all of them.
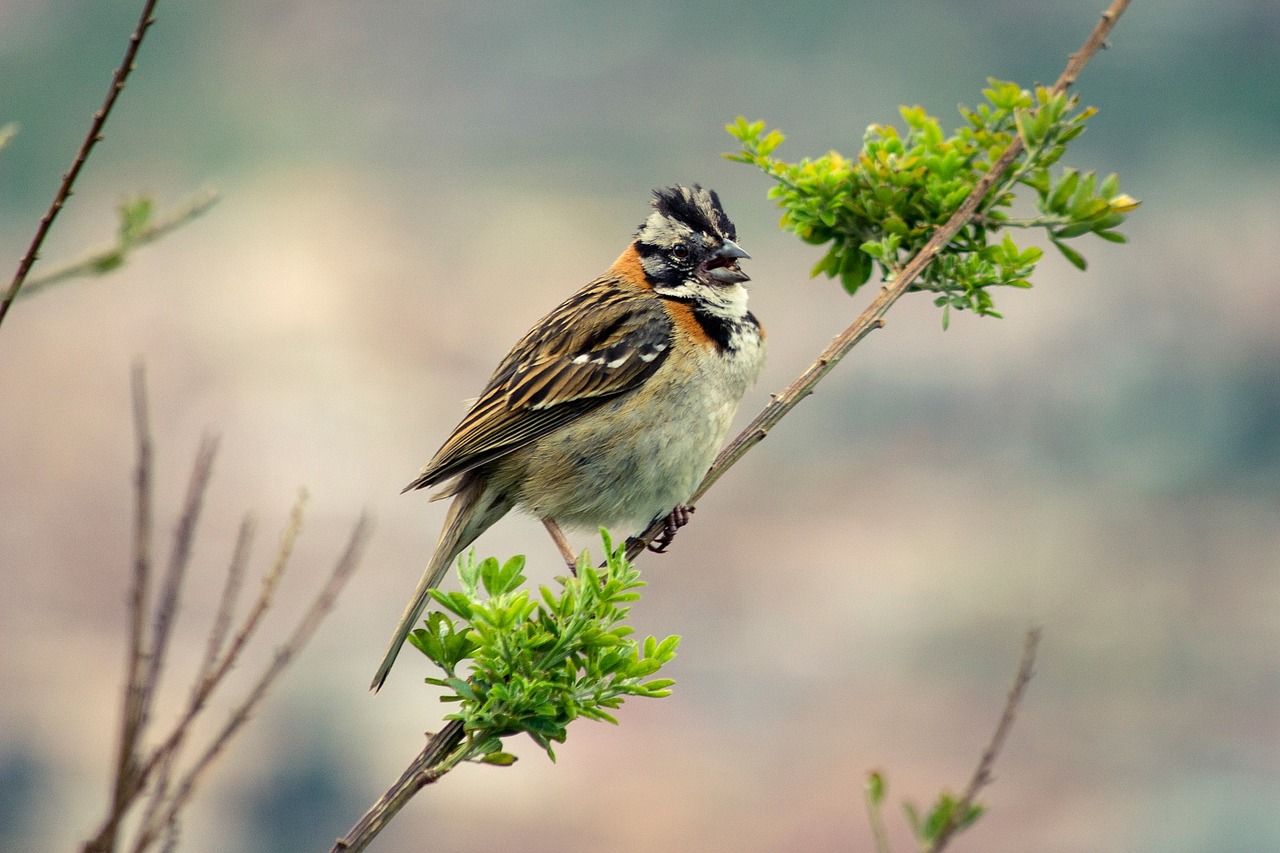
[372,185,764,690]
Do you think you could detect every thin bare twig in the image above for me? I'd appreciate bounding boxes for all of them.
[141,434,219,720]
[194,517,256,700]
[0,0,160,331]
[928,627,1042,853]
[625,0,1132,559]
[208,493,308,682]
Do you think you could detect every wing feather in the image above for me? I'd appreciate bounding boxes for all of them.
[404,276,671,492]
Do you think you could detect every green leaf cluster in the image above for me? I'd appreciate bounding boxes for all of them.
[408,533,679,763]
[726,80,1139,327]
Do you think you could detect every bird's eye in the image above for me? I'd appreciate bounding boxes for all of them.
[670,244,689,261]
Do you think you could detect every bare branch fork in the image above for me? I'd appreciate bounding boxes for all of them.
[0,0,160,331]
[337,4,1131,851]
[82,365,371,853]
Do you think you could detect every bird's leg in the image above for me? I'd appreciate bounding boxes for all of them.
[648,505,695,554]
[542,517,580,575]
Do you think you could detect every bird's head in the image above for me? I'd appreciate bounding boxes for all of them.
[634,185,750,298]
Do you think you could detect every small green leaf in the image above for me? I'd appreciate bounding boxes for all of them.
[1090,212,1127,232]
[1013,108,1036,146]
[867,771,885,807]
[117,196,154,244]
[1054,221,1095,239]
[922,795,957,841]
[839,250,872,294]
[446,678,476,700]
[1099,171,1120,199]
[1072,197,1110,220]
[1048,169,1080,212]
[1052,239,1087,270]
[90,252,125,274]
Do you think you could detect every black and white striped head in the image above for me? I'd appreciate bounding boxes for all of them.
[634,185,750,301]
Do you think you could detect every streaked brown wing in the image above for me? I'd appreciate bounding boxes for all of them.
[404,278,672,492]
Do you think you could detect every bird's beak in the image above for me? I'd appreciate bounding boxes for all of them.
[705,239,751,283]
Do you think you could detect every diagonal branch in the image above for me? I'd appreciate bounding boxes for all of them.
[0,0,160,331]
[625,0,1132,559]
[330,720,469,853]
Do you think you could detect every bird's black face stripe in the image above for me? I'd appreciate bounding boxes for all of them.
[653,292,743,353]
[694,307,736,351]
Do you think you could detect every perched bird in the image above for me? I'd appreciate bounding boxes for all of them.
[372,185,765,691]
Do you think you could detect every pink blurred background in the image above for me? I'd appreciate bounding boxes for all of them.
[2,2,1278,851]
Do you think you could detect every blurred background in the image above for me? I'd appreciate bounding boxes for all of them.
[1,1,1277,851]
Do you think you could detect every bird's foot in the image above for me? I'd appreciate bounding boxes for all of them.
[647,505,695,554]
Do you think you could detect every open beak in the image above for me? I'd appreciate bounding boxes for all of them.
[704,239,751,284]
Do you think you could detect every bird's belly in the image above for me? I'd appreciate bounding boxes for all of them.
[509,350,760,532]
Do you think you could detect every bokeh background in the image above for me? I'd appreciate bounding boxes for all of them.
[2,2,1277,851]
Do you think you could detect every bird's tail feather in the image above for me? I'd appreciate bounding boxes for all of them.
[370,476,507,692]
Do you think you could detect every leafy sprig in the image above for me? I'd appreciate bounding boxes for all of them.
[867,771,984,853]
[13,187,220,301]
[726,79,1139,327]
[408,533,679,764]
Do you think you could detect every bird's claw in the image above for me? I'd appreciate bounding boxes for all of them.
[647,505,694,553]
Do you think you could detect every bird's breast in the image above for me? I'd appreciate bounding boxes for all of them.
[507,320,764,531]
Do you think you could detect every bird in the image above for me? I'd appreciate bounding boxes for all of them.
[371,185,765,691]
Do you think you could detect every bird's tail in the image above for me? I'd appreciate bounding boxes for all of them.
[370,475,507,692]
